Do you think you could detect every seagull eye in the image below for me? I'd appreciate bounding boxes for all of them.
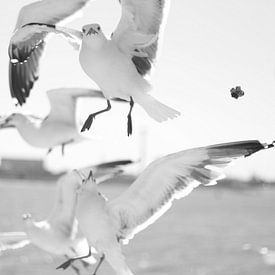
[82,28,85,33]
[97,26,100,31]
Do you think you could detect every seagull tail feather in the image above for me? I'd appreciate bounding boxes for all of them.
[135,94,181,122]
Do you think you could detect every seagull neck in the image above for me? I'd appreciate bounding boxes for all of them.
[15,117,39,132]
[23,219,36,231]
[82,35,107,50]
[82,182,97,193]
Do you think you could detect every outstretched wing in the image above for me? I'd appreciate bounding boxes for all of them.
[112,0,169,76]
[0,232,30,252]
[9,0,90,105]
[45,87,103,124]
[48,172,81,233]
[108,140,271,242]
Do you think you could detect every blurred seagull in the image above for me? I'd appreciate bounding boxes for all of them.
[260,247,275,266]
[0,160,132,274]
[0,87,118,155]
[57,140,274,275]
[242,243,275,266]
[8,0,92,105]
[10,0,181,136]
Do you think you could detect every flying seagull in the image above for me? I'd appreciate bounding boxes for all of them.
[0,87,122,155]
[8,0,92,106]
[0,160,132,274]
[56,140,274,275]
[10,0,181,136]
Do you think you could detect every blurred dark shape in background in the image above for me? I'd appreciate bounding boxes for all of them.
[0,158,61,181]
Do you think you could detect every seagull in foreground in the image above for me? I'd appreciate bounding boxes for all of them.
[0,160,132,274]
[0,87,121,155]
[10,0,181,136]
[57,140,274,275]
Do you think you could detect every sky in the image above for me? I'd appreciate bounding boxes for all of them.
[0,0,275,180]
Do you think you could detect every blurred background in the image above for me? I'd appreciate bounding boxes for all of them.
[0,0,275,274]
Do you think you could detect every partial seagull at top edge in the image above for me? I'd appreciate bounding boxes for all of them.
[0,159,133,274]
[56,140,274,275]
[9,0,181,136]
[0,87,125,156]
[8,0,93,105]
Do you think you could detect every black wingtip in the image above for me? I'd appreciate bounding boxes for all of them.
[262,141,275,149]
[208,140,269,158]
[87,170,94,180]
[96,160,134,169]
[9,39,45,106]
[242,140,274,157]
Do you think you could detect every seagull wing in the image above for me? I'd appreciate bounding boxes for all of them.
[45,87,103,124]
[108,140,270,242]
[9,0,90,105]
[48,172,80,235]
[0,232,30,252]
[112,0,169,76]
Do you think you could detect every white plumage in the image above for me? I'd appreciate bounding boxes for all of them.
[58,140,273,275]
[0,160,132,274]
[0,87,117,154]
[9,0,180,135]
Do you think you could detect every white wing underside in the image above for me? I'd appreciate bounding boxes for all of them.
[107,140,266,243]
[112,0,169,75]
[11,25,82,51]
[0,232,30,252]
[15,0,91,29]
[48,173,80,235]
[46,88,103,124]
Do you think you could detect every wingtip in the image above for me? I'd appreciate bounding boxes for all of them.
[262,141,275,149]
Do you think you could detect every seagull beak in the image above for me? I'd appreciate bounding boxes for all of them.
[0,118,13,129]
[87,170,96,183]
[87,27,98,35]
[22,213,32,220]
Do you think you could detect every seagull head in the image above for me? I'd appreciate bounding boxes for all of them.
[22,213,32,221]
[0,113,24,129]
[82,24,106,47]
[74,169,97,194]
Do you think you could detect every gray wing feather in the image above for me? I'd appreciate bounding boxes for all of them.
[108,140,267,242]
[9,0,90,105]
[115,0,169,76]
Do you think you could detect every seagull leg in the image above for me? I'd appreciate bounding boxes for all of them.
[56,248,92,270]
[70,264,81,275]
[92,254,105,275]
[61,139,74,156]
[127,97,134,136]
[47,148,53,155]
[81,100,111,132]
[61,144,65,156]
[80,259,90,269]
[64,255,81,275]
